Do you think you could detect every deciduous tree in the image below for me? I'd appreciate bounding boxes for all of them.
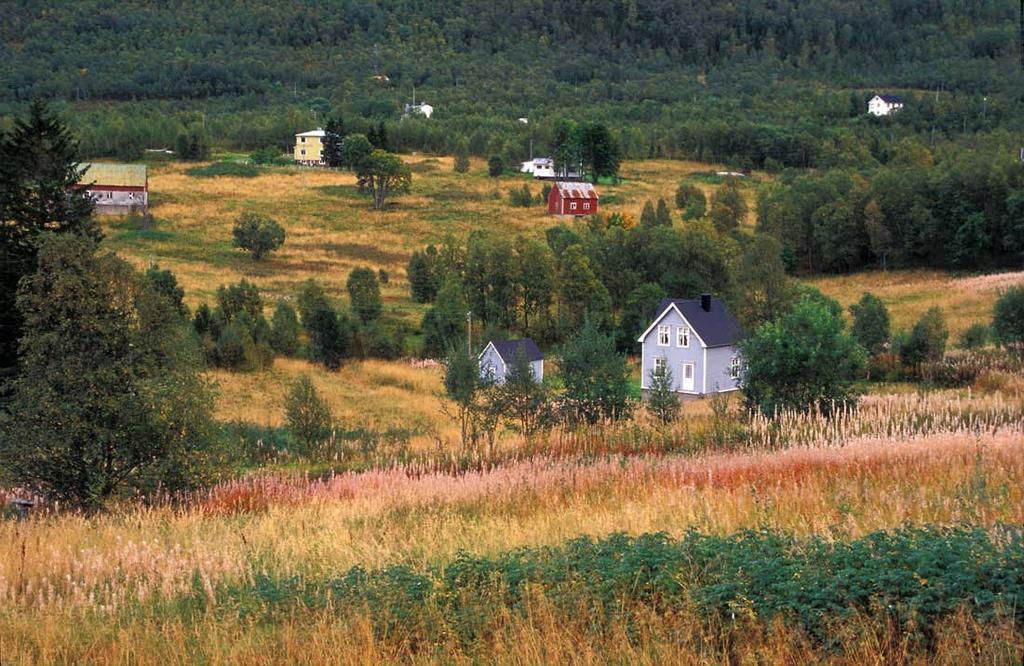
[357,150,412,209]
[0,235,216,510]
[740,295,865,416]
[346,266,382,322]
[232,212,285,260]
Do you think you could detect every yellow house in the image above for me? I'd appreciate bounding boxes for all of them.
[294,128,326,165]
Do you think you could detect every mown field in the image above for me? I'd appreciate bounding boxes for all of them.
[3,157,1023,663]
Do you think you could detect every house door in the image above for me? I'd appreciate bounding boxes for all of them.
[681,363,695,392]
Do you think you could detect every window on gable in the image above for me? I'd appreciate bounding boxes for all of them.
[657,325,670,346]
[677,326,689,348]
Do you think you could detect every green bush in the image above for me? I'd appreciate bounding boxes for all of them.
[270,301,300,356]
[508,184,533,207]
[487,155,504,177]
[284,375,333,454]
[202,526,1024,653]
[959,322,991,350]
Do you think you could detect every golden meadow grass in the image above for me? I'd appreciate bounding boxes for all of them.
[2,413,1022,615]
[5,160,1024,663]
[2,421,1023,662]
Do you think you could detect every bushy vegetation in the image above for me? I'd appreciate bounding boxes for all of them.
[231,212,285,261]
[197,526,1024,656]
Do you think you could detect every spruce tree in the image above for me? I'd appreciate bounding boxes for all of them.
[0,100,99,380]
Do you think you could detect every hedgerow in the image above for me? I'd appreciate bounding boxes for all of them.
[204,525,1023,653]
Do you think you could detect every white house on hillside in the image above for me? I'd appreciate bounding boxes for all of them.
[520,157,555,179]
[404,102,433,119]
[868,94,904,117]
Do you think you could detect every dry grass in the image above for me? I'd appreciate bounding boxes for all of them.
[810,268,1024,337]
[211,357,454,442]
[2,423,1021,616]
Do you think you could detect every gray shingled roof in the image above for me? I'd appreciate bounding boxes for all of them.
[655,297,743,347]
[488,339,543,363]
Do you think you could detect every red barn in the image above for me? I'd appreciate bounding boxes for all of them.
[548,181,598,216]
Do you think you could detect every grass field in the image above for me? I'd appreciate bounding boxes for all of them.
[94,155,1023,448]
[4,157,1023,663]
[102,156,758,322]
[2,403,1022,662]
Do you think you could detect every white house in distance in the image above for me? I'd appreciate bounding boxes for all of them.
[479,339,544,384]
[638,295,743,397]
[868,94,904,117]
[520,157,555,179]
[404,102,434,119]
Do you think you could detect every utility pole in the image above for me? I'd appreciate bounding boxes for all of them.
[466,311,472,353]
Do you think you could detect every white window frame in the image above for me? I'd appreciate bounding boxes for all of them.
[676,326,690,348]
[657,325,670,346]
[570,201,577,211]
[730,356,741,379]
[301,149,306,156]
[654,357,667,374]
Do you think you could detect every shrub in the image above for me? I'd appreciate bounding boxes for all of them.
[849,292,890,356]
[347,266,382,322]
[307,304,353,370]
[508,184,533,207]
[297,279,330,328]
[284,375,333,454]
[992,286,1024,353]
[487,155,504,177]
[249,146,285,165]
[453,151,470,174]
[675,181,703,210]
[959,322,991,350]
[232,212,285,260]
[900,307,948,367]
[646,362,679,424]
[560,318,634,423]
[740,295,865,416]
[270,301,300,356]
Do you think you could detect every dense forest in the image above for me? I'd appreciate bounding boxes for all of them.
[1,1,1022,166]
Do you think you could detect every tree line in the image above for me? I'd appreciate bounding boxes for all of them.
[757,150,1024,273]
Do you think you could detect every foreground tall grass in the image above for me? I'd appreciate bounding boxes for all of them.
[2,422,1023,662]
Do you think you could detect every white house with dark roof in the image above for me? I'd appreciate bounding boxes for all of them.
[479,339,544,384]
[637,295,743,396]
[868,94,905,117]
